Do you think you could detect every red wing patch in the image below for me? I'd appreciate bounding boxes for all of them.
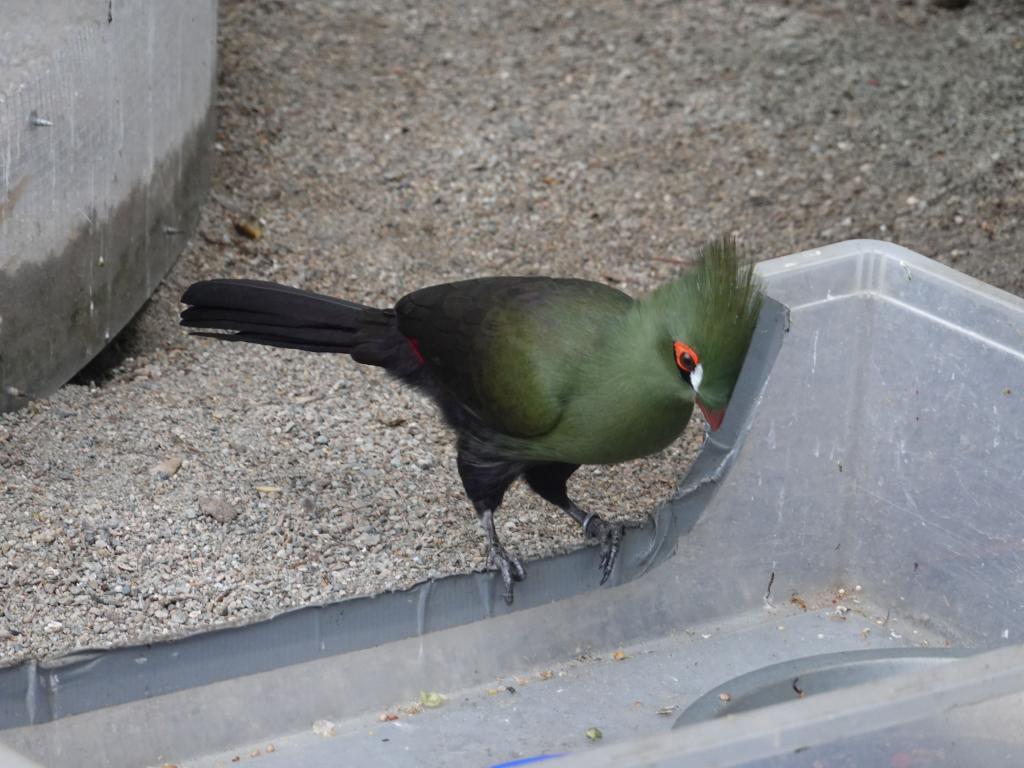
[406,336,425,365]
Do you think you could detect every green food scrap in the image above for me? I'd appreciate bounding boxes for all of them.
[419,691,445,708]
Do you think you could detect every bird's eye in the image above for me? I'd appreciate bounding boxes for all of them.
[673,341,699,374]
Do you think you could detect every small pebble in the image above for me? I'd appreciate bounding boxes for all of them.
[357,532,382,547]
[234,219,264,240]
[585,727,603,742]
[199,497,238,524]
[34,529,57,545]
[150,456,183,480]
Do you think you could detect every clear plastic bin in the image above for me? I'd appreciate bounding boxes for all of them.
[3,240,1023,768]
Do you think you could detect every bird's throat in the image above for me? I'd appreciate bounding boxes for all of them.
[695,397,725,431]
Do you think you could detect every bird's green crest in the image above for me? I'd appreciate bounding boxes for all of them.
[641,236,763,411]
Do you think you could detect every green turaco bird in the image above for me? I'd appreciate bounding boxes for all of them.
[180,237,763,602]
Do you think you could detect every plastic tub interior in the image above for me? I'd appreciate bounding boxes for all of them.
[1,240,1023,768]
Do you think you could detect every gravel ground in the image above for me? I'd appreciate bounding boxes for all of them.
[1,0,1022,663]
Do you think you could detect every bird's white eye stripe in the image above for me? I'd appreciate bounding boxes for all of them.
[691,363,703,394]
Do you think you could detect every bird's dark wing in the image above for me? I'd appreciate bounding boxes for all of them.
[396,277,632,438]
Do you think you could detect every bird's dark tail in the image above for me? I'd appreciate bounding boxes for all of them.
[180,279,416,371]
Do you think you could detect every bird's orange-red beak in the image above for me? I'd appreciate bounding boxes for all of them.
[696,397,725,431]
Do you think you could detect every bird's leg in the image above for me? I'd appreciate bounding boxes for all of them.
[581,514,647,584]
[559,503,645,585]
[480,508,526,604]
[456,446,526,604]
[524,463,643,585]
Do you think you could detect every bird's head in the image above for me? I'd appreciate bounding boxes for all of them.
[651,237,763,431]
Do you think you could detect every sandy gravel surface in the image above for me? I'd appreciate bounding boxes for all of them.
[1,0,1021,662]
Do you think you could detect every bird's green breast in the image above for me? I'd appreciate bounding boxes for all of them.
[539,393,694,465]
[518,330,696,465]
[495,290,698,466]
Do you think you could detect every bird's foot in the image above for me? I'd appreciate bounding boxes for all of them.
[487,541,526,604]
[583,515,646,585]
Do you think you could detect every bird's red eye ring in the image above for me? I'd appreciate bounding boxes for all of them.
[673,341,699,373]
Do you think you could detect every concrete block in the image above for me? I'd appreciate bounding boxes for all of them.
[0,0,217,411]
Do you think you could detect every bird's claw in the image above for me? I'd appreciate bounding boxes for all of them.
[584,515,643,585]
[488,543,526,604]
